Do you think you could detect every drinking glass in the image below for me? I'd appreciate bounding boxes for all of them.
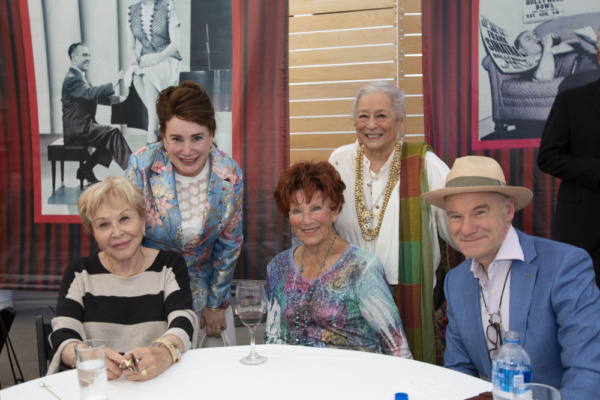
[513,383,562,400]
[235,281,268,365]
[75,339,108,400]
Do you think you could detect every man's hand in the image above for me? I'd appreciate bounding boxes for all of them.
[540,34,554,51]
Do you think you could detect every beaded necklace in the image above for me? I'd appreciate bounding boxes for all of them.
[355,139,403,241]
[293,233,338,344]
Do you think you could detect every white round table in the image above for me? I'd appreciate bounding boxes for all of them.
[0,344,491,400]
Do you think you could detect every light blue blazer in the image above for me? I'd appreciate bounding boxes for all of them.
[444,229,600,400]
[126,142,243,313]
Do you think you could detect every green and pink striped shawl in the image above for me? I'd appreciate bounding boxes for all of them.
[394,142,437,364]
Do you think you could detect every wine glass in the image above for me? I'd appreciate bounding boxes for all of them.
[235,281,268,365]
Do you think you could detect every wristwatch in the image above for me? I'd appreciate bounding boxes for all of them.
[151,337,181,364]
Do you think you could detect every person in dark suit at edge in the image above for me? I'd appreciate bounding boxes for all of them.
[62,42,132,185]
[537,31,600,288]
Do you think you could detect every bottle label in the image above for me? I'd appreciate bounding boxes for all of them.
[492,359,532,397]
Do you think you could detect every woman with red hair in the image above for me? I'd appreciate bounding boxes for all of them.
[265,161,412,357]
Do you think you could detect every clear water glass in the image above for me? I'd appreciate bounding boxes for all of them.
[513,383,562,400]
[75,339,108,400]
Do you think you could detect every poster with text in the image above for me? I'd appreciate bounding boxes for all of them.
[476,0,599,150]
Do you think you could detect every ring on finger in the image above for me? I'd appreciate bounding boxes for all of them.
[141,369,148,378]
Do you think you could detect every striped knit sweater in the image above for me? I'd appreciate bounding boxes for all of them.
[48,249,198,374]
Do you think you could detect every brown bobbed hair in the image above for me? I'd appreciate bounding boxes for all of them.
[78,176,146,234]
[156,81,216,136]
[274,161,346,216]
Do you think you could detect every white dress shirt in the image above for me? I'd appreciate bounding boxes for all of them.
[470,226,524,352]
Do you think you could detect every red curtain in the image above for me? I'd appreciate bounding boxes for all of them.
[232,0,290,279]
[0,0,88,290]
[0,0,289,289]
[422,0,556,240]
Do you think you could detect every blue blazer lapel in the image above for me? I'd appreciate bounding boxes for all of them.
[203,165,219,237]
[203,151,235,238]
[463,276,494,377]
[148,152,183,248]
[509,230,538,346]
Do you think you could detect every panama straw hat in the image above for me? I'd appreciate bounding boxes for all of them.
[421,156,533,211]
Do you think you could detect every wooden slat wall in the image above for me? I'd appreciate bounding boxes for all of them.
[289,0,423,164]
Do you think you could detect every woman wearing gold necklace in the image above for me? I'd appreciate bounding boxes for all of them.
[265,161,412,358]
[329,81,454,364]
[48,176,198,380]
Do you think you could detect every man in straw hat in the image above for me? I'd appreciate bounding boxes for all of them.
[422,156,600,399]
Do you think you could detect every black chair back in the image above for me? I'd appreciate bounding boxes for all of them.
[36,313,53,377]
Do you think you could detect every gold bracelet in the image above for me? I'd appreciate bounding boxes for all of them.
[151,337,181,364]
[207,307,222,313]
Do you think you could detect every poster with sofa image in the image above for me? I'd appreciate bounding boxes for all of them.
[475,0,599,149]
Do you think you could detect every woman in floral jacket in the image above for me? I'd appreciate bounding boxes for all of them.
[126,81,243,347]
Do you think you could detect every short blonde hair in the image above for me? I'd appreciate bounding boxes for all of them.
[77,176,145,234]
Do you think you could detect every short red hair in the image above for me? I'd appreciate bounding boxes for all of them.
[274,161,346,216]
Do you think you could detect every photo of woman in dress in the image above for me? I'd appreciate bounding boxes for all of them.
[127,0,181,143]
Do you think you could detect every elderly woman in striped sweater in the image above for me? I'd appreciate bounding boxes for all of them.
[48,176,198,380]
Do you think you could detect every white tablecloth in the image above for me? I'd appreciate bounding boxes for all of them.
[0,344,491,400]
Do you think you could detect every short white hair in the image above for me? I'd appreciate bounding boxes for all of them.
[352,81,406,122]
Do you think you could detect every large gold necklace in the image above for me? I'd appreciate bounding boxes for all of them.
[106,248,145,278]
[355,139,403,241]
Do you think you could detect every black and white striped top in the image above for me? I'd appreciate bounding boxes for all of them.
[48,249,198,374]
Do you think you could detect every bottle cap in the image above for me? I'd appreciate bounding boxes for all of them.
[504,330,521,344]
[395,393,409,400]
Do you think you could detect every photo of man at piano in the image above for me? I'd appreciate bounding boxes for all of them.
[62,42,132,186]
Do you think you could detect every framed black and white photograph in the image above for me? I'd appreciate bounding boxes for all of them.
[25,0,233,223]
[475,0,600,150]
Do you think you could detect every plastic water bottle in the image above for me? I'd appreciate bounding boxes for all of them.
[492,331,532,400]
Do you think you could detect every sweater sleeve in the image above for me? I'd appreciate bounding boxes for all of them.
[264,260,289,345]
[161,251,199,350]
[47,259,88,374]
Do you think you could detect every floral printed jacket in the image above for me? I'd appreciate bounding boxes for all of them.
[126,142,243,312]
